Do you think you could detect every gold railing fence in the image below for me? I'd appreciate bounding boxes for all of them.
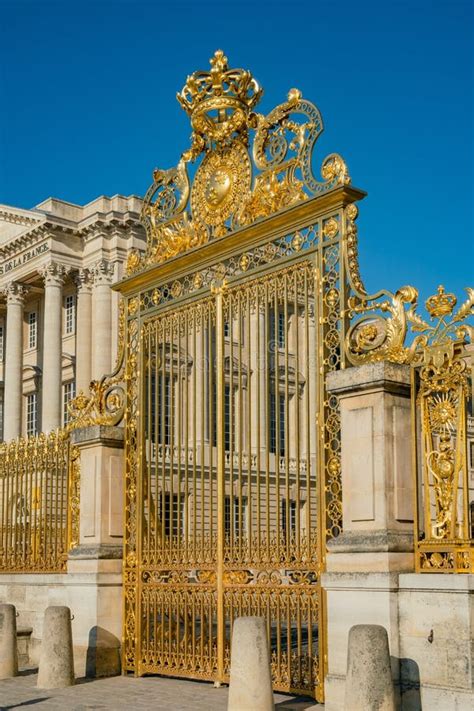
[0,429,80,573]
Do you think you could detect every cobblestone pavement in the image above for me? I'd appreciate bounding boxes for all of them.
[0,670,320,710]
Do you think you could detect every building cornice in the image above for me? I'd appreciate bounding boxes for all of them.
[0,219,145,260]
[0,225,52,259]
[0,207,44,227]
[78,215,144,239]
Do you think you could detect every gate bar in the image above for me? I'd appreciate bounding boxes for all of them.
[215,285,226,685]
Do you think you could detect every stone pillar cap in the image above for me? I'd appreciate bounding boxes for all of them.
[326,361,411,396]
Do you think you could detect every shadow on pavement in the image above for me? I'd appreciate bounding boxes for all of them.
[1,700,50,710]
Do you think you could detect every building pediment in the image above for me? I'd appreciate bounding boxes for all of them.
[0,205,46,244]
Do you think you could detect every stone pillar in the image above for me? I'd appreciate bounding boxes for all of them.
[37,606,74,688]
[70,425,124,550]
[3,283,28,441]
[344,625,395,711]
[92,260,114,380]
[322,362,414,710]
[194,322,205,446]
[250,306,266,456]
[0,603,18,678]
[110,261,121,366]
[398,573,474,709]
[228,616,275,711]
[40,263,67,433]
[74,269,93,393]
[66,425,124,677]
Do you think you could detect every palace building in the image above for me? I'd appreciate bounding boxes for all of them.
[0,196,145,441]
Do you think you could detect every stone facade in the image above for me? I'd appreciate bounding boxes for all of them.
[0,196,145,440]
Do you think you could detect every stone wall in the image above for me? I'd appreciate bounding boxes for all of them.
[398,574,474,710]
[0,562,122,677]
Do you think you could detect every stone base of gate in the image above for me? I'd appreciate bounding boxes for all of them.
[322,571,474,711]
[322,570,403,711]
[0,557,122,678]
[398,573,474,711]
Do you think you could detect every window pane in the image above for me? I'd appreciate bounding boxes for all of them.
[26,393,38,436]
[28,312,37,349]
[63,381,76,425]
[65,295,76,335]
[270,392,285,456]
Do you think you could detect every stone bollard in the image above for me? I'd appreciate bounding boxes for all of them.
[344,624,395,711]
[228,616,274,711]
[37,606,75,688]
[0,604,18,679]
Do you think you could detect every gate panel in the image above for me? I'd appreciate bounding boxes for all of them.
[132,257,329,694]
[139,298,219,679]
[221,262,320,694]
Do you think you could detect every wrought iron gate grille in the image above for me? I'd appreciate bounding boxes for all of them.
[121,232,348,699]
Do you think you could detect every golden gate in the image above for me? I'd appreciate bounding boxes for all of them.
[114,50,367,701]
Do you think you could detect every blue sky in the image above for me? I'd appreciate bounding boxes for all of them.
[0,0,472,300]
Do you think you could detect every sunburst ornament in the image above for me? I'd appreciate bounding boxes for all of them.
[429,392,458,432]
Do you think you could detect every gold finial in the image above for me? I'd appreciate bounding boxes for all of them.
[425,285,457,318]
[210,49,228,78]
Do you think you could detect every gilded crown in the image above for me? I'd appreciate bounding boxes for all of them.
[425,285,457,318]
[177,50,263,143]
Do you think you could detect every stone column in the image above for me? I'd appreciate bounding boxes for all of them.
[92,261,114,380]
[194,322,205,447]
[322,362,414,711]
[40,263,67,433]
[3,283,28,441]
[66,425,124,677]
[74,269,93,393]
[250,306,266,456]
[110,261,121,366]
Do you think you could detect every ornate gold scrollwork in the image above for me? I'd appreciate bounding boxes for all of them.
[67,298,126,429]
[67,378,125,429]
[136,51,351,269]
[412,288,473,569]
[346,285,419,365]
[344,203,473,369]
[252,90,349,200]
[144,160,190,224]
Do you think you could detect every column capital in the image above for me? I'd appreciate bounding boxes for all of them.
[2,281,29,306]
[92,260,114,286]
[40,262,68,288]
[73,268,93,294]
